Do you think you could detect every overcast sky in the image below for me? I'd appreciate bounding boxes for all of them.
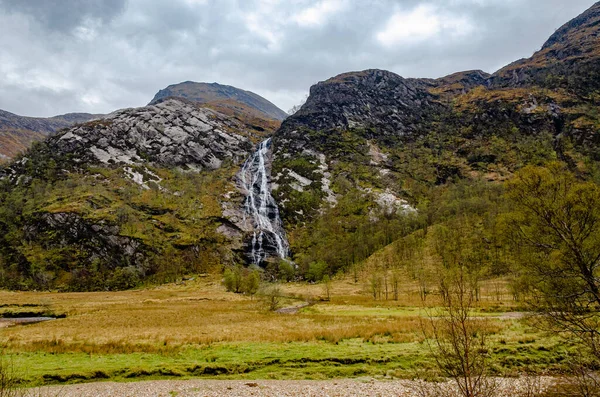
[0,0,596,117]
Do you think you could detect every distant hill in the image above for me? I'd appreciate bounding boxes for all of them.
[149,81,288,121]
[0,109,99,160]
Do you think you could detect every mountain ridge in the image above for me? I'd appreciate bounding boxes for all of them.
[0,109,100,160]
[149,81,288,121]
[490,1,600,94]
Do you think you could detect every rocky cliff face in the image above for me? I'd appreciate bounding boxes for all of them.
[490,2,600,95]
[53,98,255,170]
[0,97,269,291]
[280,70,440,138]
[1,98,273,184]
[271,69,435,226]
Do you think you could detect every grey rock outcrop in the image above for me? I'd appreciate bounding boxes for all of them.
[270,69,443,222]
[24,212,146,270]
[46,98,256,171]
[278,69,440,138]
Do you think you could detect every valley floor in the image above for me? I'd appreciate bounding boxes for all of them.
[0,275,574,386]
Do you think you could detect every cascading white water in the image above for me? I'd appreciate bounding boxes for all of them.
[240,138,289,265]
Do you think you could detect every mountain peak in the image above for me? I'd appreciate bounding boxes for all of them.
[489,2,600,95]
[278,68,440,141]
[542,1,600,51]
[149,81,288,121]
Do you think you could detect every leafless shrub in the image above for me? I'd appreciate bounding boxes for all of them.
[410,376,547,397]
[568,357,600,397]
[518,373,545,397]
[259,283,283,311]
[408,379,446,397]
[423,267,497,397]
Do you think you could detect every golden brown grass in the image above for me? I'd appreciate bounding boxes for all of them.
[0,273,574,386]
[452,86,576,113]
[0,272,518,357]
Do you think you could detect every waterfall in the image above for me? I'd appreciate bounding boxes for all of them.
[240,138,289,265]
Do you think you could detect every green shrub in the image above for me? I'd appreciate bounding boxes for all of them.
[306,261,328,282]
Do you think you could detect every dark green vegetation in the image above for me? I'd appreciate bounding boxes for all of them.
[0,151,235,290]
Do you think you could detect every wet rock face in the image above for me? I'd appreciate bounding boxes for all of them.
[239,138,289,266]
[46,98,255,170]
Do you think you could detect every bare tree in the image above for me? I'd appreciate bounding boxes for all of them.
[424,267,496,397]
[391,270,400,301]
[259,283,283,311]
[369,273,383,300]
[322,275,332,301]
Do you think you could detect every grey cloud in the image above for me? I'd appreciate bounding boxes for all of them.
[0,0,126,32]
[0,0,596,117]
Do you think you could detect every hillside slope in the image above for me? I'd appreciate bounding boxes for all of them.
[0,98,273,290]
[150,81,288,121]
[0,109,99,160]
[270,3,600,274]
[490,1,600,96]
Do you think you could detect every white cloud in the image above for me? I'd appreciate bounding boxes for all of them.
[242,0,287,51]
[294,0,347,27]
[73,17,102,41]
[0,0,595,117]
[81,92,103,106]
[376,4,474,47]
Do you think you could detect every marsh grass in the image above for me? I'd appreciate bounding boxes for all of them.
[0,276,574,385]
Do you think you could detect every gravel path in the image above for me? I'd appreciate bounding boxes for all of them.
[38,379,415,397]
[36,378,556,397]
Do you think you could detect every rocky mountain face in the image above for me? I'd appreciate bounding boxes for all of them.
[490,1,600,95]
[281,70,441,137]
[2,98,270,185]
[150,81,288,121]
[269,3,600,272]
[0,97,278,290]
[0,109,99,160]
[1,3,600,289]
